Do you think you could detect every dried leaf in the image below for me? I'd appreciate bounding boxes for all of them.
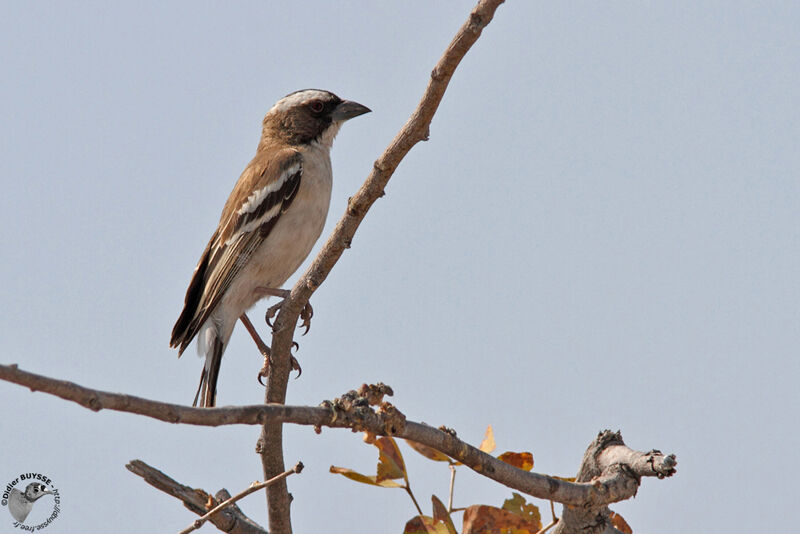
[404,515,452,534]
[479,425,496,454]
[431,495,457,534]
[329,466,402,488]
[502,493,542,528]
[609,511,633,534]
[552,475,576,483]
[406,440,452,462]
[497,451,534,471]
[454,424,495,466]
[374,436,407,482]
[462,504,540,534]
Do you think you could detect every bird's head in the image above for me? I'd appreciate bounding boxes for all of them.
[262,89,370,148]
[23,483,53,502]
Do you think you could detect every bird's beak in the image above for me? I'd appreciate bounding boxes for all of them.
[331,100,371,121]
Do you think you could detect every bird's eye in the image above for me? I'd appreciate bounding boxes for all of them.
[309,100,324,114]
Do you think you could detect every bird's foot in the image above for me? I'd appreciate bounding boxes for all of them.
[264,296,314,336]
[257,345,302,385]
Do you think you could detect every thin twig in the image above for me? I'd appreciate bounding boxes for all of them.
[447,464,457,512]
[125,460,267,534]
[179,463,303,534]
[536,518,559,534]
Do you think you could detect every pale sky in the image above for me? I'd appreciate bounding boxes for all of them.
[1,2,798,533]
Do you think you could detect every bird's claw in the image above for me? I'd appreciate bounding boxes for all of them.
[265,299,313,336]
[256,350,301,384]
[299,302,313,335]
[257,356,271,386]
[291,354,302,378]
[265,300,283,328]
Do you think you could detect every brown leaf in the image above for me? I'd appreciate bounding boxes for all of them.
[609,511,633,534]
[479,425,496,454]
[374,436,407,482]
[431,495,457,534]
[502,493,542,529]
[406,440,452,462]
[403,515,452,534]
[329,466,402,488]
[552,475,576,483]
[497,451,534,471]
[462,504,540,534]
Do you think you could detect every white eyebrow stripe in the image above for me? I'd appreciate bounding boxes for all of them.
[225,203,282,246]
[269,90,332,113]
[237,163,301,216]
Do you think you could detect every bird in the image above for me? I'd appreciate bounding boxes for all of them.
[8,483,53,523]
[170,89,370,407]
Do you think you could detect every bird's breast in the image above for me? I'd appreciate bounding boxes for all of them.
[219,145,333,316]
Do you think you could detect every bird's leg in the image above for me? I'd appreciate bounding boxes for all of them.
[240,309,302,382]
[239,313,272,385]
[255,286,314,335]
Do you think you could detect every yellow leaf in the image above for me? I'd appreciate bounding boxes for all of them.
[552,475,576,483]
[609,511,633,534]
[329,466,402,488]
[479,425,496,454]
[497,451,534,471]
[406,440,452,462]
[374,436,407,482]
[403,515,452,534]
[431,495,457,534]
[502,493,542,528]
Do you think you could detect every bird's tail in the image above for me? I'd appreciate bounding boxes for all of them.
[194,334,224,408]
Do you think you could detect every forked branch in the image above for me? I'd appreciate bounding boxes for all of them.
[126,459,267,534]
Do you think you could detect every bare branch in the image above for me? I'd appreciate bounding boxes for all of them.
[180,463,303,534]
[552,430,677,534]
[1,365,675,509]
[125,460,267,534]
[258,1,505,532]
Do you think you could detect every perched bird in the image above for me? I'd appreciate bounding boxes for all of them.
[170,89,370,407]
[8,483,53,523]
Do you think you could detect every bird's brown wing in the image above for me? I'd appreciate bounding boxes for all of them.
[170,148,303,354]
